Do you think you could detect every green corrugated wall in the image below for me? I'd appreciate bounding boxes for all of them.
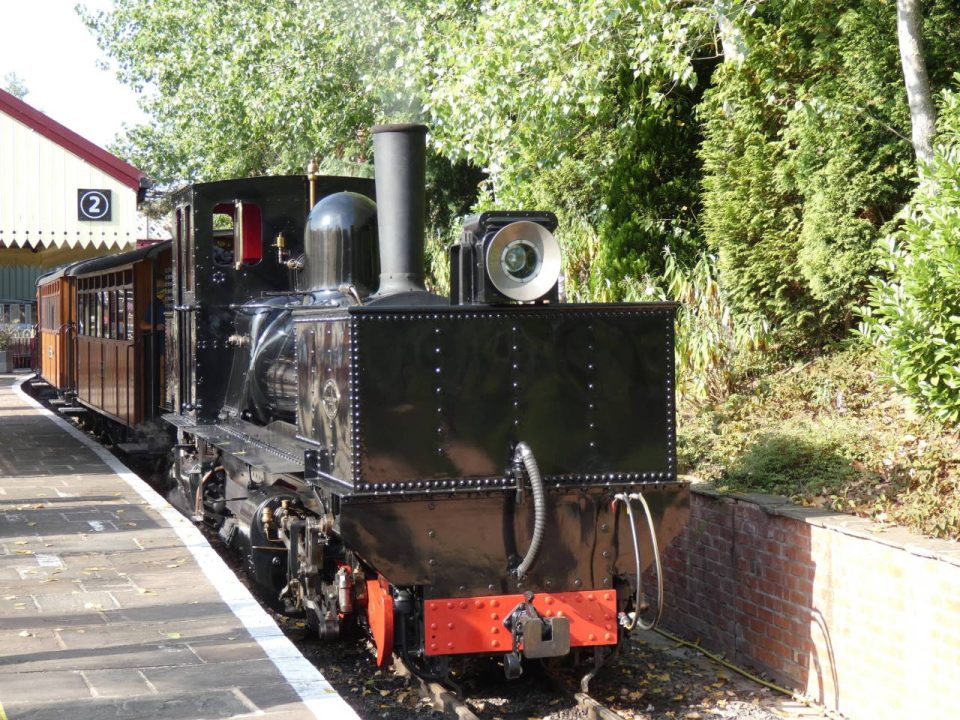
[0,266,44,302]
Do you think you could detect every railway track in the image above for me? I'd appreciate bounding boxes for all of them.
[396,655,631,720]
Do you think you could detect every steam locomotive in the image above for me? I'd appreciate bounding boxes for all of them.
[37,124,689,685]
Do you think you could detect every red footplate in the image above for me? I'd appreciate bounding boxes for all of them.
[423,590,618,656]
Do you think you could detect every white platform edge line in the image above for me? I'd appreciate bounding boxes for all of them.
[12,377,360,720]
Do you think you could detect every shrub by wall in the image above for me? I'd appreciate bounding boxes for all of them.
[860,84,960,423]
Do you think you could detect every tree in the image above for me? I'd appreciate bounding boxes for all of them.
[86,0,757,298]
[700,0,960,349]
[896,0,936,164]
[82,0,481,236]
[2,72,28,100]
[408,0,755,296]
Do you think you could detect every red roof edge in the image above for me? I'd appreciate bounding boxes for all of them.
[0,87,147,192]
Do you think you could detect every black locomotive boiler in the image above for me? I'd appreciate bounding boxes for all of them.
[161,123,689,683]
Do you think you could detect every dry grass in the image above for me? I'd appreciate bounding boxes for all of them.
[678,345,960,540]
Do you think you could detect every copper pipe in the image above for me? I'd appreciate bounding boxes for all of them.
[306,159,319,210]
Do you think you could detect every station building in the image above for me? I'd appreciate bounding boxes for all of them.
[0,87,148,321]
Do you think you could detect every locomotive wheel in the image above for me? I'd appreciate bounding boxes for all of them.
[366,577,394,667]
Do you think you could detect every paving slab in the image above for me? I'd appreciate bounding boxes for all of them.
[0,376,359,720]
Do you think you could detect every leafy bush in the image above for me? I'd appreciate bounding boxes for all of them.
[859,84,960,424]
[721,427,857,498]
[661,250,769,402]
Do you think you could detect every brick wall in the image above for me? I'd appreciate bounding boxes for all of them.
[658,487,960,720]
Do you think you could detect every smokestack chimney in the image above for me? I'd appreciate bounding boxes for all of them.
[371,123,428,296]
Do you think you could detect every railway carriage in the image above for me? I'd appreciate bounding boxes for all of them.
[37,262,83,392]
[37,242,171,437]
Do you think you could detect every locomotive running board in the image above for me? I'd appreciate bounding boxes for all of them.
[162,413,306,475]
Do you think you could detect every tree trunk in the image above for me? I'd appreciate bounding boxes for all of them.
[896,0,936,165]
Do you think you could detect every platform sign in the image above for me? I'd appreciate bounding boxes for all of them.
[78,189,112,221]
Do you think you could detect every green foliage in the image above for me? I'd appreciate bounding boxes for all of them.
[417,0,733,297]
[661,250,769,402]
[859,82,960,424]
[86,0,760,300]
[700,0,960,349]
[722,427,856,498]
[82,0,480,230]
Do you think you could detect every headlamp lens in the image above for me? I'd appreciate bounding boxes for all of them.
[502,240,539,281]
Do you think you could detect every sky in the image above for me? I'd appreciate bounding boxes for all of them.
[0,0,147,150]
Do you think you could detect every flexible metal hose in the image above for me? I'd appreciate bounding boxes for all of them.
[514,442,545,579]
[630,491,663,630]
[613,491,663,631]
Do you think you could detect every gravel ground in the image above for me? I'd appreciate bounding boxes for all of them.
[277,614,837,720]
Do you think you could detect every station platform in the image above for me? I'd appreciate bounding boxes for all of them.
[0,376,359,720]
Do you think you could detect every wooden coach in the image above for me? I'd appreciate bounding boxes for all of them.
[71,241,171,431]
[37,261,86,392]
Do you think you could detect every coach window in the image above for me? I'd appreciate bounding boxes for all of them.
[125,289,134,340]
[87,291,95,336]
[77,294,85,335]
[115,289,124,339]
[95,291,104,338]
[212,204,235,267]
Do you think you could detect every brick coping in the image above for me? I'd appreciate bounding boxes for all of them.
[689,482,960,569]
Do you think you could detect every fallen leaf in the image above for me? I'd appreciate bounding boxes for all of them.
[379,690,390,697]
